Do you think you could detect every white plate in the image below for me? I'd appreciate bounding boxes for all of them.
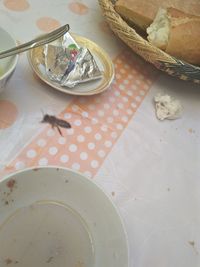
[0,167,128,267]
[28,34,115,96]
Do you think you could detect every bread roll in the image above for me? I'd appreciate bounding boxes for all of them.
[115,0,200,30]
[147,8,200,65]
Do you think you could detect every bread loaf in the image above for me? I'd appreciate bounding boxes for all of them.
[147,8,200,65]
[115,0,200,30]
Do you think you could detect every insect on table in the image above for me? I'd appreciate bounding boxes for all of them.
[41,114,71,136]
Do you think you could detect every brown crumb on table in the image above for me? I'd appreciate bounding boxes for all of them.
[4,258,18,265]
[188,241,198,254]
[46,256,54,263]
[111,192,115,196]
[75,261,84,267]
[189,241,195,247]
[6,179,16,192]
[5,258,12,265]
[188,128,195,134]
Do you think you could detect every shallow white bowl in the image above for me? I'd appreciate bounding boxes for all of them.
[0,27,18,93]
[0,167,129,267]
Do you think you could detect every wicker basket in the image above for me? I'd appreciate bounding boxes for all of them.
[99,0,200,84]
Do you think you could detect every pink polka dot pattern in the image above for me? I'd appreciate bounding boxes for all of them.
[0,50,158,179]
[68,2,88,15]
[36,17,61,32]
[0,100,18,129]
[4,0,30,11]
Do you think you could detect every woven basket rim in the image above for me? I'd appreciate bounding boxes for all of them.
[99,0,200,71]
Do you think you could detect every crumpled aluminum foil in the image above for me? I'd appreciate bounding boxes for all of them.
[44,32,102,88]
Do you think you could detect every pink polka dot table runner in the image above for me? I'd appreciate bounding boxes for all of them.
[1,50,158,179]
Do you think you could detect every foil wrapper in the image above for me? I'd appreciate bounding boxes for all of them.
[44,32,102,88]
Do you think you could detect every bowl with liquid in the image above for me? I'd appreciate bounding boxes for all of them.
[0,167,129,267]
[0,27,18,93]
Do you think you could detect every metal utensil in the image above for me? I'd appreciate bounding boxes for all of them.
[0,24,70,59]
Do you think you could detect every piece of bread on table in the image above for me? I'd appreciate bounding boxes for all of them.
[147,8,200,65]
[115,0,200,30]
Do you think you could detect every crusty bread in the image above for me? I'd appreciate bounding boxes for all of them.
[115,0,153,30]
[147,8,200,65]
[115,0,200,30]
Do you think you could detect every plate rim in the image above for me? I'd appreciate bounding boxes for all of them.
[27,34,115,96]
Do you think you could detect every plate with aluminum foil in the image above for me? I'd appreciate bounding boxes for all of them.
[28,33,114,96]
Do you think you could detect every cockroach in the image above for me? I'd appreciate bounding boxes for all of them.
[41,114,71,136]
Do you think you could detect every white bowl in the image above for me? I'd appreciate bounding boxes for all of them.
[0,27,18,93]
[0,167,129,267]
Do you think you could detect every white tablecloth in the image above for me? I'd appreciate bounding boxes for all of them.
[0,1,200,266]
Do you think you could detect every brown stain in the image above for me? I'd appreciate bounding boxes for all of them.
[5,258,12,265]
[188,128,195,134]
[188,241,198,254]
[189,241,195,247]
[4,258,18,265]
[167,188,170,191]
[46,256,54,263]
[111,192,115,196]
[6,179,16,191]
[1,179,17,206]
[75,261,84,267]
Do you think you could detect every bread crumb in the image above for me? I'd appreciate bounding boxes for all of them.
[154,94,182,121]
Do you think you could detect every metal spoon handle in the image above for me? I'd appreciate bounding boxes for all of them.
[0,24,70,59]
